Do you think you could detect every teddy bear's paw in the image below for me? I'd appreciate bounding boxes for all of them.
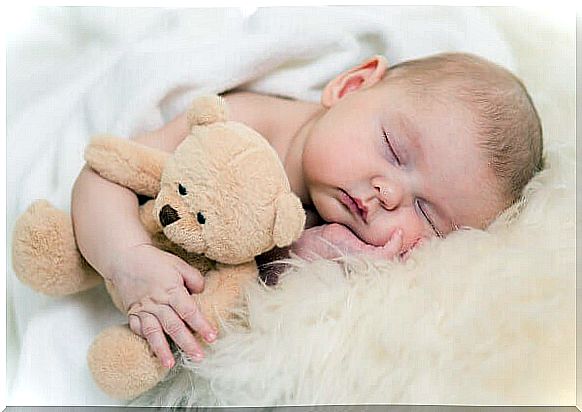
[12,200,102,296]
[187,95,228,127]
[88,325,169,400]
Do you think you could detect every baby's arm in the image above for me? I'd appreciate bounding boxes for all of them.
[71,112,217,368]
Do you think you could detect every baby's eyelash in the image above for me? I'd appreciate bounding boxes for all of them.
[415,199,443,238]
[382,130,401,165]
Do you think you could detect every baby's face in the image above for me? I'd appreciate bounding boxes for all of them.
[302,80,504,254]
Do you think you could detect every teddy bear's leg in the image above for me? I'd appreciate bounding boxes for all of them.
[12,200,102,296]
[197,261,258,330]
[88,324,168,400]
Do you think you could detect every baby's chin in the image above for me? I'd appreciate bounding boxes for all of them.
[330,221,422,253]
[315,211,389,247]
[341,222,390,247]
[322,223,382,250]
[314,196,399,247]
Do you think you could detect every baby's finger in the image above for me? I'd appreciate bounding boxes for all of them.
[169,290,217,344]
[156,305,205,361]
[175,260,205,294]
[128,314,142,337]
[139,312,175,369]
[365,228,403,260]
[383,229,404,254]
[399,237,425,261]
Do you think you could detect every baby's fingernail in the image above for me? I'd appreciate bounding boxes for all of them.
[206,332,217,342]
[164,358,175,369]
[392,229,403,240]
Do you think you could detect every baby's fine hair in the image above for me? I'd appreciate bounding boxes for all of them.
[385,52,544,207]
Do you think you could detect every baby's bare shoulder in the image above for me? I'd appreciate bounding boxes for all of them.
[222,91,274,131]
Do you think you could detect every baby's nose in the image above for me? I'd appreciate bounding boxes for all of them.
[375,183,404,210]
[159,204,181,227]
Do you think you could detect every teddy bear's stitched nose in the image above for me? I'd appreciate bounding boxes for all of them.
[159,204,180,227]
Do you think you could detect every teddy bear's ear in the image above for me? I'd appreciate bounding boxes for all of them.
[273,193,306,248]
[187,95,228,127]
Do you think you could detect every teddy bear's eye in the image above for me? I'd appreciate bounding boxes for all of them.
[197,212,206,225]
[178,184,187,196]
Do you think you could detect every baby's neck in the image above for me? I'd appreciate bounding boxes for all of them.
[223,91,322,205]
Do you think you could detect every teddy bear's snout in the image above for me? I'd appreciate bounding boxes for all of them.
[159,204,181,227]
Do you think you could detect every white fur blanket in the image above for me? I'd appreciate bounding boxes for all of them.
[6,6,574,406]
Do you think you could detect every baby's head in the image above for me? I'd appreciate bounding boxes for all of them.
[301,52,543,252]
[384,53,544,205]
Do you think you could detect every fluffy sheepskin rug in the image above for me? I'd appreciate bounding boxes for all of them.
[137,141,574,406]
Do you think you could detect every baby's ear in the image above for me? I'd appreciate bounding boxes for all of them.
[321,55,388,108]
[187,95,228,127]
[273,193,306,248]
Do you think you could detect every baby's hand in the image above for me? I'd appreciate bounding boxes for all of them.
[291,223,404,261]
[106,244,217,368]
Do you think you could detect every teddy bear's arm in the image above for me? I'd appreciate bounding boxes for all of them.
[84,135,170,198]
[138,199,161,234]
[197,261,258,330]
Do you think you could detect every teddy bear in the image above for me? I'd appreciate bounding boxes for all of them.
[11,95,306,400]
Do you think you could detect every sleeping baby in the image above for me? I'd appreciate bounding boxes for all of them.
[70,52,543,370]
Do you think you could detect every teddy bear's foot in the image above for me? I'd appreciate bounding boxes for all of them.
[88,325,168,400]
[12,200,102,296]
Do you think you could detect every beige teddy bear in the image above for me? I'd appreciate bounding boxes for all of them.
[12,95,306,400]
